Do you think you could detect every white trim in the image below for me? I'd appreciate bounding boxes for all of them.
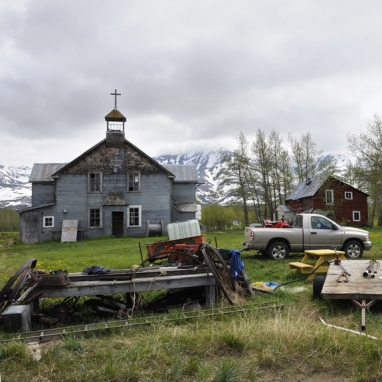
[127,205,141,227]
[43,216,54,228]
[353,211,361,222]
[325,189,334,205]
[345,191,353,200]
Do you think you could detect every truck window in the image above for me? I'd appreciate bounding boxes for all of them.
[295,216,303,228]
[312,216,331,229]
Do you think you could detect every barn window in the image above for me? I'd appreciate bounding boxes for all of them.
[89,173,102,193]
[345,191,353,200]
[43,216,54,227]
[325,190,334,205]
[353,211,361,222]
[89,208,102,228]
[128,205,141,227]
[128,171,140,192]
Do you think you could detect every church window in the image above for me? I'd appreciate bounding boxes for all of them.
[111,155,123,167]
[89,208,102,228]
[89,173,102,193]
[128,206,141,227]
[128,171,140,192]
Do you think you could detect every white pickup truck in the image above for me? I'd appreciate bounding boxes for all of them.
[243,213,372,260]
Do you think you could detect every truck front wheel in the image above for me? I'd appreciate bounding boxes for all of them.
[267,241,289,260]
[343,240,363,259]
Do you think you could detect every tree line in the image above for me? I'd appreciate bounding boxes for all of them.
[202,115,382,227]
[0,208,19,231]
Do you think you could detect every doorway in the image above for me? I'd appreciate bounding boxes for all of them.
[112,211,124,237]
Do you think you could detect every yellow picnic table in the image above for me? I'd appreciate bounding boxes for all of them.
[289,249,346,281]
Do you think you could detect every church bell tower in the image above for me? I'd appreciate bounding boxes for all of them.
[105,89,126,148]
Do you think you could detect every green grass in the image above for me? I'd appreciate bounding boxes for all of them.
[1,228,382,381]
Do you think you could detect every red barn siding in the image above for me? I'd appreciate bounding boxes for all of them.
[285,177,368,226]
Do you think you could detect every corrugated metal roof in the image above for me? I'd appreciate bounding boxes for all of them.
[163,165,199,182]
[285,178,324,201]
[277,204,293,212]
[29,163,66,182]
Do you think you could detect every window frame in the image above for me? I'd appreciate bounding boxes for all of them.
[111,155,123,167]
[325,189,334,205]
[43,216,54,228]
[345,191,353,200]
[353,211,361,222]
[88,172,102,193]
[127,171,141,192]
[88,207,102,228]
[127,205,141,227]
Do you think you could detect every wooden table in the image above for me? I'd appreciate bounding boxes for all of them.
[289,249,346,281]
[321,260,382,331]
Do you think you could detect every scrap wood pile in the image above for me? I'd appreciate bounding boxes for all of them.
[145,238,253,304]
[199,243,252,305]
[0,242,253,331]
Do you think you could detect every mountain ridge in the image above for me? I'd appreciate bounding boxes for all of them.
[0,152,349,209]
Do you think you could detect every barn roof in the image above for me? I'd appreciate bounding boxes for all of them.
[286,176,369,201]
[285,178,323,201]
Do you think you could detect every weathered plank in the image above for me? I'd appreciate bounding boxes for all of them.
[322,260,382,300]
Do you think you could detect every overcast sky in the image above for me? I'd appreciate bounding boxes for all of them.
[1,0,382,167]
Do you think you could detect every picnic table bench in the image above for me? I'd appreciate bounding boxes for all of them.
[289,249,346,281]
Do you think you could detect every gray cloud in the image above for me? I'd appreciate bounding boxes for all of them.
[1,0,382,165]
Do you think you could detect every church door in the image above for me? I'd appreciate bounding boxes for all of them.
[112,211,124,237]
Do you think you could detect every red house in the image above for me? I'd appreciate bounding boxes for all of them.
[283,176,369,226]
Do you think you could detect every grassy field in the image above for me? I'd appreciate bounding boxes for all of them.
[1,228,382,381]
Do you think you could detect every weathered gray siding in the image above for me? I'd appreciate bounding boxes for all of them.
[31,183,55,207]
[21,138,198,243]
[173,183,195,203]
[19,211,41,244]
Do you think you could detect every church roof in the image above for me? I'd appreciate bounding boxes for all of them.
[29,163,66,182]
[162,164,199,182]
[105,108,126,122]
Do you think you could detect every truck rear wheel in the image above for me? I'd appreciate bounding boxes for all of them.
[343,240,363,259]
[267,241,289,260]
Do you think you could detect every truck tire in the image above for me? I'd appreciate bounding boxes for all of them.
[343,240,363,259]
[267,241,289,260]
[313,275,325,299]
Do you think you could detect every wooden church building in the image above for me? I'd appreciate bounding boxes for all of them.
[19,91,200,244]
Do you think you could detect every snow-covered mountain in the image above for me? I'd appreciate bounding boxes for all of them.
[0,165,32,209]
[0,152,350,209]
[155,150,229,204]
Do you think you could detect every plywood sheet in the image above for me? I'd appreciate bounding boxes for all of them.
[61,220,78,242]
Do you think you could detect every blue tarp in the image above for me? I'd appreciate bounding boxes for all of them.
[228,250,245,280]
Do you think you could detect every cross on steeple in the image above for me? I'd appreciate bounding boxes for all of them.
[110,89,121,109]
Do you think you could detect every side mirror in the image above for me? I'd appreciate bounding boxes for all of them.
[332,224,339,230]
